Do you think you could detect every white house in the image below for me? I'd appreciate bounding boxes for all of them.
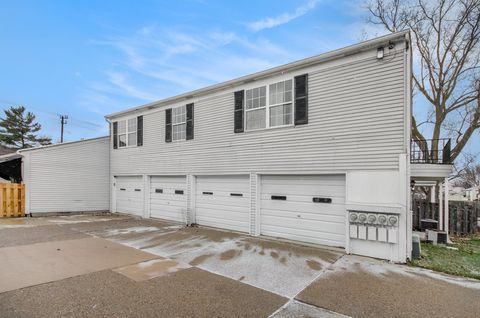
[102,30,446,263]
[17,31,453,263]
[19,137,110,215]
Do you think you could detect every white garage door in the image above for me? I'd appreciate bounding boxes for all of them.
[260,175,346,248]
[150,176,186,222]
[195,175,250,233]
[115,176,143,216]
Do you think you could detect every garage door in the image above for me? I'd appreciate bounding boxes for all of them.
[195,175,250,233]
[115,176,143,216]
[260,175,346,247]
[150,176,186,222]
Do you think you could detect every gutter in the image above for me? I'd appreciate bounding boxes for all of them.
[105,30,411,120]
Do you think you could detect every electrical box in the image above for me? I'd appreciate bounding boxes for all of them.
[358,225,367,240]
[388,228,398,243]
[377,227,387,242]
[350,225,358,238]
[367,227,377,241]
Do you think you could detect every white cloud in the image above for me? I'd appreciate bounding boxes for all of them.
[248,0,320,31]
[105,71,159,101]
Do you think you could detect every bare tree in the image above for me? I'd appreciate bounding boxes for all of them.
[452,152,480,187]
[367,0,480,162]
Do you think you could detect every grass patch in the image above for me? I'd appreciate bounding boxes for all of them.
[409,235,480,280]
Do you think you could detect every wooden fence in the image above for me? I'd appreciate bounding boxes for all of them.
[412,199,479,235]
[0,183,25,218]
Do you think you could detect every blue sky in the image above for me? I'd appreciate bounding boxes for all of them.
[0,0,477,157]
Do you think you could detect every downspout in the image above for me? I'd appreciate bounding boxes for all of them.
[105,117,113,214]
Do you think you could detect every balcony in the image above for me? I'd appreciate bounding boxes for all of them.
[410,139,453,179]
[410,138,451,164]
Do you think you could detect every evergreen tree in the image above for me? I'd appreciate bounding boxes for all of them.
[0,106,52,148]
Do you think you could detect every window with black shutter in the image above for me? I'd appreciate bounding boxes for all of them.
[112,122,118,149]
[186,103,194,140]
[234,90,244,133]
[294,74,308,125]
[165,108,172,142]
[137,116,143,146]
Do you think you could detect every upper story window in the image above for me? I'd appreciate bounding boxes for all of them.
[172,105,186,141]
[117,118,137,148]
[113,116,143,149]
[165,103,194,143]
[245,79,293,131]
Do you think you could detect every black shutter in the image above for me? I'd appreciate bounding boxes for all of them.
[165,109,172,142]
[294,74,308,125]
[137,116,143,146]
[234,90,244,133]
[112,122,118,149]
[186,103,194,140]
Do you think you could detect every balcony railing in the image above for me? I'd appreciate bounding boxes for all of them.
[410,138,451,164]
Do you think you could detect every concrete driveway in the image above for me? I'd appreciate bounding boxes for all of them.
[0,214,479,318]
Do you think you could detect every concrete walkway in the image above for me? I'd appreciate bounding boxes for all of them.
[1,214,479,318]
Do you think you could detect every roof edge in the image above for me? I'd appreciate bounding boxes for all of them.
[17,136,109,153]
[105,30,410,119]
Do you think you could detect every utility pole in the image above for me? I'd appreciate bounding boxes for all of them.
[60,115,68,143]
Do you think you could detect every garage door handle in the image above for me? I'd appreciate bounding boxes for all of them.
[134,189,141,192]
[203,192,213,195]
[230,193,243,197]
[271,195,286,200]
[120,188,126,191]
[313,197,332,203]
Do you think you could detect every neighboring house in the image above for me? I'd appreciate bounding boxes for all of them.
[103,30,442,263]
[19,137,109,214]
[0,145,18,156]
[465,186,479,201]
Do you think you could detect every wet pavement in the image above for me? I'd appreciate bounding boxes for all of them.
[1,214,479,318]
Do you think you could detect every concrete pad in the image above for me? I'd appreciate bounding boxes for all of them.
[113,258,191,281]
[0,224,88,248]
[272,300,348,318]
[173,236,342,298]
[296,255,480,318]
[0,237,158,293]
[0,268,287,318]
[87,222,343,297]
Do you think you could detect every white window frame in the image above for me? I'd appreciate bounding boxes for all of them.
[117,118,137,148]
[244,77,294,132]
[172,105,187,141]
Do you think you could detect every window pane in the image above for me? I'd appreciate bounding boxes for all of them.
[119,134,127,147]
[128,132,137,146]
[252,87,259,98]
[246,108,266,130]
[285,79,292,91]
[270,104,293,127]
[173,123,186,141]
[128,118,137,132]
[118,120,126,134]
[260,86,266,97]
[246,99,253,109]
[172,106,186,125]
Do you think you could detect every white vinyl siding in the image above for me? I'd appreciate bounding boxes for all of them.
[21,137,110,214]
[260,175,346,247]
[195,175,250,233]
[150,176,186,222]
[110,40,406,175]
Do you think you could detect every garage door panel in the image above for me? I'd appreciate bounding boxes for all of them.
[260,201,346,215]
[260,208,345,223]
[195,175,250,233]
[115,176,143,216]
[195,215,249,232]
[261,185,346,197]
[149,176,186,222]
[261,215,345,234]
[196,206,248,219]
[260,175,346,248]
[261,226,344,246]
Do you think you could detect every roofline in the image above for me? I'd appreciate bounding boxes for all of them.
[105,30,410,119]
[17,136,109,154]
